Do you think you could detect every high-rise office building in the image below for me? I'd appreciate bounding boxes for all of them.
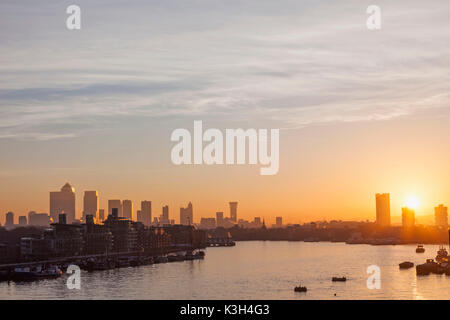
[28,211,51,227]
[137,210,143,224]
[160,205,169,224]
[141,201,152,226]
[83,191,99,221]
[375,193,391,227]
[108,200,122,217]
[18,216,27,226]
[229,202,238,222]
[216,212,224,227]
[50,183,76,224]
[435,204,448,228]
[276,216,283,228]
[180,202,193,225]
[402,207,415,228]
[5,211,14,229]
[123,200,133,220]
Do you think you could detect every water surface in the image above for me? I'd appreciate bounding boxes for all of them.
[1,241,449,299]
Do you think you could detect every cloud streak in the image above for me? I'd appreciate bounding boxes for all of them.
[0,0,449,139]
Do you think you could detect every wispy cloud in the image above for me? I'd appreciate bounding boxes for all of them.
[0,0,449,139]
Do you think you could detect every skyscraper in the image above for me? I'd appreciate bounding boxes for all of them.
[180,202,193,225]
[435,204,448,228]
[137,210,143,224]
[4,211,14,229]
[216,212,224,227]
[229,202,238,222]
[402,207,415,228]
[123,200,133,220]
[141,201,152,226]
[160,205,169,224]
[83,191,99,221]
[276,216,283,228]
[18,216,27,226]
[50,183,76,224]
[375,193,391,227]
[108,200,122,217]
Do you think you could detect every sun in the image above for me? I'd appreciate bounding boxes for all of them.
[405,196,420,209]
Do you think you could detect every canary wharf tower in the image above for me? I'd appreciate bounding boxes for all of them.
[50,183,76,224]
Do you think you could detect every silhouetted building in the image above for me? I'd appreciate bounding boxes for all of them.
[4,212,14,229]
[435,204,448,228]
[402,207,415,228]
[276,217,283,228]
[83,191,99,221]
[50,183,76,224]
[180,202,193,225]
[216,212,224,227]
[160,205,169,225]
[104,209,138,253]
[376,193,391,227]
[123,199,133,220]
[20,237,51,260]
[18,216,27,227]
[229,202,238,222]
[137,210,143,224]
[28,211,51,227]
[83,214,113,254]
[108,199,122,217]
[141,201,152,226]
[200,217,216,229]
[48,213,84,256]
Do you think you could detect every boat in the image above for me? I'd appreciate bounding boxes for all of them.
[13,265,62,281]
[416,259,438,275]
[436,246,449,263]
[139,256,153,265]
[332,277,347,282]
[129,257,141,267]
[294,286,307,292]
[416,245,425,253]
[399,262,414,269]
[154,256,169,263]
[168,254,185,262]
[117,257,131,268]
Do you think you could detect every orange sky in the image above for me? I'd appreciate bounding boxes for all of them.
[1,1,449,225]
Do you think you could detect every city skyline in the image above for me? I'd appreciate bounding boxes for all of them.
[1,0,450,228]
[1,182,448,227]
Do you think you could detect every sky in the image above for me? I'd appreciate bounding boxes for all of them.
[1,0,450,225]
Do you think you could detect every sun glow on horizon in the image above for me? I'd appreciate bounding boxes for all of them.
[404,196,420,210]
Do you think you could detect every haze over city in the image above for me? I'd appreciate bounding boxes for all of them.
[1,0,450,225]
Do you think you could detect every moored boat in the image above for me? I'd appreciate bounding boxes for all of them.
[399,261,414,269]
[416,259,438,275]
[294,286,307,292]
[416,245,425,253]
[332,276,347,282]
[13,265,62,281]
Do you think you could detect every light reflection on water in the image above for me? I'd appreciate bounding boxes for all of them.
[1,241,450,299]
